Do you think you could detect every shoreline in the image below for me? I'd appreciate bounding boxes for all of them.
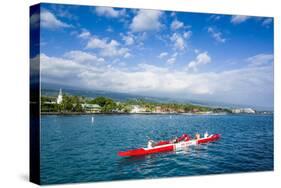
[40,112,272,116]
[40,112,230,116]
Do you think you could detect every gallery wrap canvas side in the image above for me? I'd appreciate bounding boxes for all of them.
[30,4,41,185]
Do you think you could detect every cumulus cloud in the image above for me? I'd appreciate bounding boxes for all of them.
[86,36,130,58]
[130,10,163,32]
[95,7,125,18]
[39,52,273,107]
[160,51,178,65]
[63,50,104,63]
[78,30,91,39]
[171,19,184,30]
[158,52,168,59]
[167,57,176,64]
[183,31,192,39]
[40,53,85,80]
[170,33,185,50]
[231,15,273,28]
[231,15,250,24]
[121,33,135,45]
[41,9,72,29]
[207,27,226,43]
[246,53,273,67]
[187,52,211,71]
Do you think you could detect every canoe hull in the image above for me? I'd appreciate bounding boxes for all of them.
[118,134,220,157]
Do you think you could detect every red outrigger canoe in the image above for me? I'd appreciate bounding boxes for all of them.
[118,134,220,157]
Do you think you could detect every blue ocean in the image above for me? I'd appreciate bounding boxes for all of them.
[40,114,273,184]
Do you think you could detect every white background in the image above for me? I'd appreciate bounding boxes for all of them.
[0,0,280,187]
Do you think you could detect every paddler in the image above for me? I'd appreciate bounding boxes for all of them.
[147,140,154,148]
[176,134,190,142]
[204,132,209,138]
[195,133,200,140]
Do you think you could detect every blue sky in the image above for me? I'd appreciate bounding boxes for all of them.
[31,3,274,109]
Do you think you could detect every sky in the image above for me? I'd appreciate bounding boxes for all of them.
[31,3,274,109]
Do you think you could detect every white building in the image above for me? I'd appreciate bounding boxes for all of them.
[81,104,101,113]
[232,108,255,114]
[130,105,145,113]
[243,108,256,113]
[56,89,63,104]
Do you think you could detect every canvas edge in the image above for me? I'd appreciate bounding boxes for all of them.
[29,3,41,185]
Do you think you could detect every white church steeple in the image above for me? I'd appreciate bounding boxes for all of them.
[57,88,63,104]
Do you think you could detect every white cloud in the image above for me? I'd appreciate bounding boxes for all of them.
[262,18,273,27]
[170,33,185,50]
[231,15,250,24]
[40,52,273,107]
[183,31,192,39]
[170,12,176,17]
[86,36,130,58]
[122,33,135,45]
[158,51,178,64]
[63,50,104,63]
[95,7,125,18]
[40,53,84,79]
[106,27,113,32]
[207,27,226,43]
[187,52,211,71]
[130,10,162,32]
[167,57,176,64]
[158,52,168,59]
[78,30,91,39]
[171,19,184,30]
[86,37,110,49]
[41,9,72,29]
[123,52,131,58]
[209,15,221,21]
[246,53,273,67]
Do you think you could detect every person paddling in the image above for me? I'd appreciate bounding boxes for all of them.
[147,140,155,148]
[195,133,200,140]
[204,131,209,138]
[176,134,191,142]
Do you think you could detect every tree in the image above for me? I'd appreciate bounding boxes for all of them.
[89,96,111,107]
[60,94,74,112]
[88,96,117,112]
[72,96,84,112]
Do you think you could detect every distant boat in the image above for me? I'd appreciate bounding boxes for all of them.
[169,115,172,119]
[91,116,95,124]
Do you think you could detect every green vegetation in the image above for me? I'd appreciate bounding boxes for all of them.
[41,94,231,114]
[88,96,117,112]
[41,95,85,113]
[41,96,59,112]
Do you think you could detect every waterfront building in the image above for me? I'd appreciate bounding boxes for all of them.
[130,105,146,113]
[154,106,162,113]
[232,108,255,114]
[82,104,102,113]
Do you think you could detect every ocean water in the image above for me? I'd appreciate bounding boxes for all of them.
[40,114,273,184]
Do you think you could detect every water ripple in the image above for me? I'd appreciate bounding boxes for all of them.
[41,114,273,184]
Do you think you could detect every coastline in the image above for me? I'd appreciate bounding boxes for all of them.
[40,112,272,116]
[40,112,229,116]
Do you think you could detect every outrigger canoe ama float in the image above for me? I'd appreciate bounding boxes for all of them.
[118,134,220,157]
